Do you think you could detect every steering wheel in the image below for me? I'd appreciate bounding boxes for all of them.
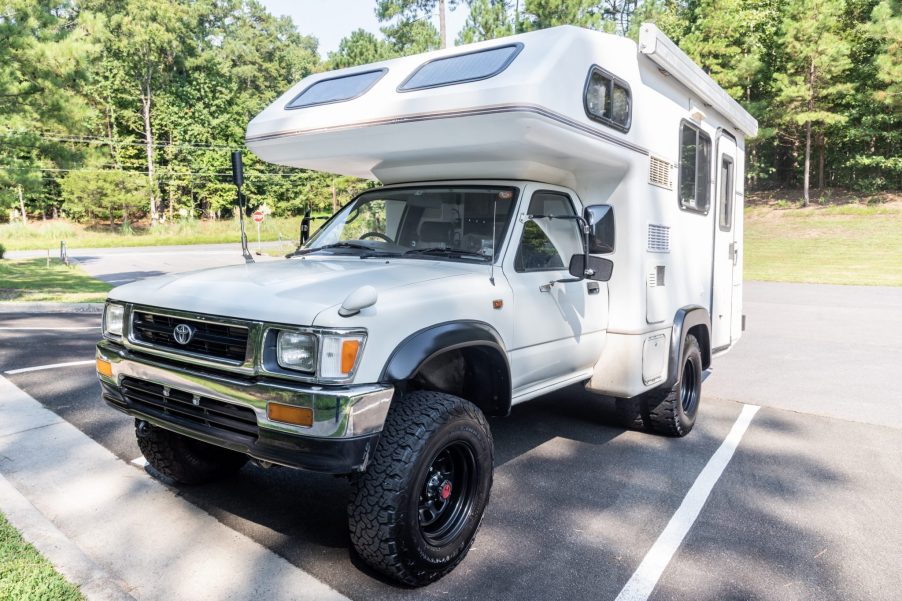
[360,232,394,243]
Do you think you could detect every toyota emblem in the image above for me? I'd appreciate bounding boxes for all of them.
[173,323,195,345]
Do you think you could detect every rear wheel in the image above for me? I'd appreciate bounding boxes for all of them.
[617,334,703,437]
[135,420,248,484]
[348,391,493,586]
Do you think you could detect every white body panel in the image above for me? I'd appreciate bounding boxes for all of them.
[122,24,754,400]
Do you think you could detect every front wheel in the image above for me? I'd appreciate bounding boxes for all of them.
[348,391,493,586]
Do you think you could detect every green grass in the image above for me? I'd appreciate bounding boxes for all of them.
[0,216,328,252]
[0,512,84,601]
[744,202,902,286]
[0,258,112,303]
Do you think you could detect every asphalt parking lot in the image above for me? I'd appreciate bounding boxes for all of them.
[1,282,901,601]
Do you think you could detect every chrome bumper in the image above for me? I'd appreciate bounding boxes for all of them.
[96,340,394,440]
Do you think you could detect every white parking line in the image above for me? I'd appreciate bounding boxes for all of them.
[614,404,760,601]
[0,326,98,330]
[4,360,95,375]
[130,457,148,468]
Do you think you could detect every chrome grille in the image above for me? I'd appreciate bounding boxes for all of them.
[131,311,249,363]
[121,378,258,440]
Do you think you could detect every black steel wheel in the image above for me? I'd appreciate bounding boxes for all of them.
[417,440,479,547]
[348,391,493,586]
[618,334,703,437]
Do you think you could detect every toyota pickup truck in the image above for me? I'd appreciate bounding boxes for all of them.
[96,23,755,586]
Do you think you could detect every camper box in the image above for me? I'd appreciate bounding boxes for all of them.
[246,23,757,398]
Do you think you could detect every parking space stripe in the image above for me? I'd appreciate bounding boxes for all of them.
[614,404,760,601]
[4,360,95,375]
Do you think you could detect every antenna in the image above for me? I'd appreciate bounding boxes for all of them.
[489,197,497,286]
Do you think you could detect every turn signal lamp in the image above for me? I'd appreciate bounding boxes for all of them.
[267,403,314,427]
[96,358,113,378]
[320,335,363,379]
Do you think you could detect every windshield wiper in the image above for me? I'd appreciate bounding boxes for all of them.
[288,242,375,257]
[404,247,490,261]
[289,242,403,260]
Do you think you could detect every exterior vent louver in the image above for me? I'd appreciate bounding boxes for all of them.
[649,156,672,189]
[648,224,670,253]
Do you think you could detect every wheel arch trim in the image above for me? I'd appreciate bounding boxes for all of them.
[665,306,711,389]
[380,320,512,415]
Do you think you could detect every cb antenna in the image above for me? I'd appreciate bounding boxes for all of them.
[231,150,254,264]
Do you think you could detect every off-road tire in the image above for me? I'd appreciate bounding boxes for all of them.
[135,420,248,484]
[348,391,493,586]
[630,334,703,437]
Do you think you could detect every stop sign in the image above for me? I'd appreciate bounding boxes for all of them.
[252,210,264,223]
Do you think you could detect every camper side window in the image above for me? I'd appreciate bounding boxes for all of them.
[584,67,631,132]
[678,122,712,214]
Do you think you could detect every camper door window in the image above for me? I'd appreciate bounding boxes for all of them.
[678,121,712,214]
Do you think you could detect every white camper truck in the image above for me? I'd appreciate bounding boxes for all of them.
[95,24,757,585]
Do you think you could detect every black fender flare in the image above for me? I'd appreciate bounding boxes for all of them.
[380,320,512,416]
[664,306,711,389]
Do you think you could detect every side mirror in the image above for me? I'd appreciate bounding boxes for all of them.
[569,254,613,282]
[583,204,614,254]
[300,208,311,244]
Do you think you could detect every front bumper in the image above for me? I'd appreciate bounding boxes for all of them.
[96,340,393,473]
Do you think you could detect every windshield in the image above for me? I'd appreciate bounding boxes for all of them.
[300,186,519,263]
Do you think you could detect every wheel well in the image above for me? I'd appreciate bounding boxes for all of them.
[406,346,511,417]
[687,324,711,369]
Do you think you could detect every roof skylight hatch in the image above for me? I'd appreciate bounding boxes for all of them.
[286,69,387,110]
[399,44,523,92]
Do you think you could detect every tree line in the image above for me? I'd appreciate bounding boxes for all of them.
[1,0,899,228]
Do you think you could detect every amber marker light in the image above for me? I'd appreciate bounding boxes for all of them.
[267,403,314,427]
[492,299,504,309]
[341,339,361,375]
[96,358,113,378]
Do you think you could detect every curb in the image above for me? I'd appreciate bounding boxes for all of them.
[0,302,104,314]
[0,471,137,601]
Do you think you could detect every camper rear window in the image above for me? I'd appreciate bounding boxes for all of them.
[398,44,522,91]
[678,122,712,214]
[584,66,631,132]
[286,69,387,109]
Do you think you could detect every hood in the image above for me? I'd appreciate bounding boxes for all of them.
[108,257,472,325]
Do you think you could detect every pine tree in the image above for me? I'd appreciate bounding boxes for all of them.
[772,0,852,205]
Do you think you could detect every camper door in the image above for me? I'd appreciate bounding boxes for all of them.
[711,134,739,351]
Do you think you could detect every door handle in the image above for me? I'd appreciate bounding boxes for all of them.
[587,282,600,295]
[728,242,739,265]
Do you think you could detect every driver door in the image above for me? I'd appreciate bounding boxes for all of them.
[504,189,608,394]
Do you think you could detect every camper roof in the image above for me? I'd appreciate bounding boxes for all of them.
[246,25,757,185]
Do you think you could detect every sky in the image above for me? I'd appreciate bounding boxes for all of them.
[260,0,472,58]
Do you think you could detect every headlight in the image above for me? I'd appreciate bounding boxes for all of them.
[276,331,317,372]
[319,334,364,379]
[103,303,125,338]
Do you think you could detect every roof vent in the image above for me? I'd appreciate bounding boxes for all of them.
[649,156,672,190]
[648,224,670,253]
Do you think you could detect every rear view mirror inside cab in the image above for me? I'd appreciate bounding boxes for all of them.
[584,205,614,254]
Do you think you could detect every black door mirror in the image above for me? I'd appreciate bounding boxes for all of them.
[569,254,613,282]
[583,204,614,254]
